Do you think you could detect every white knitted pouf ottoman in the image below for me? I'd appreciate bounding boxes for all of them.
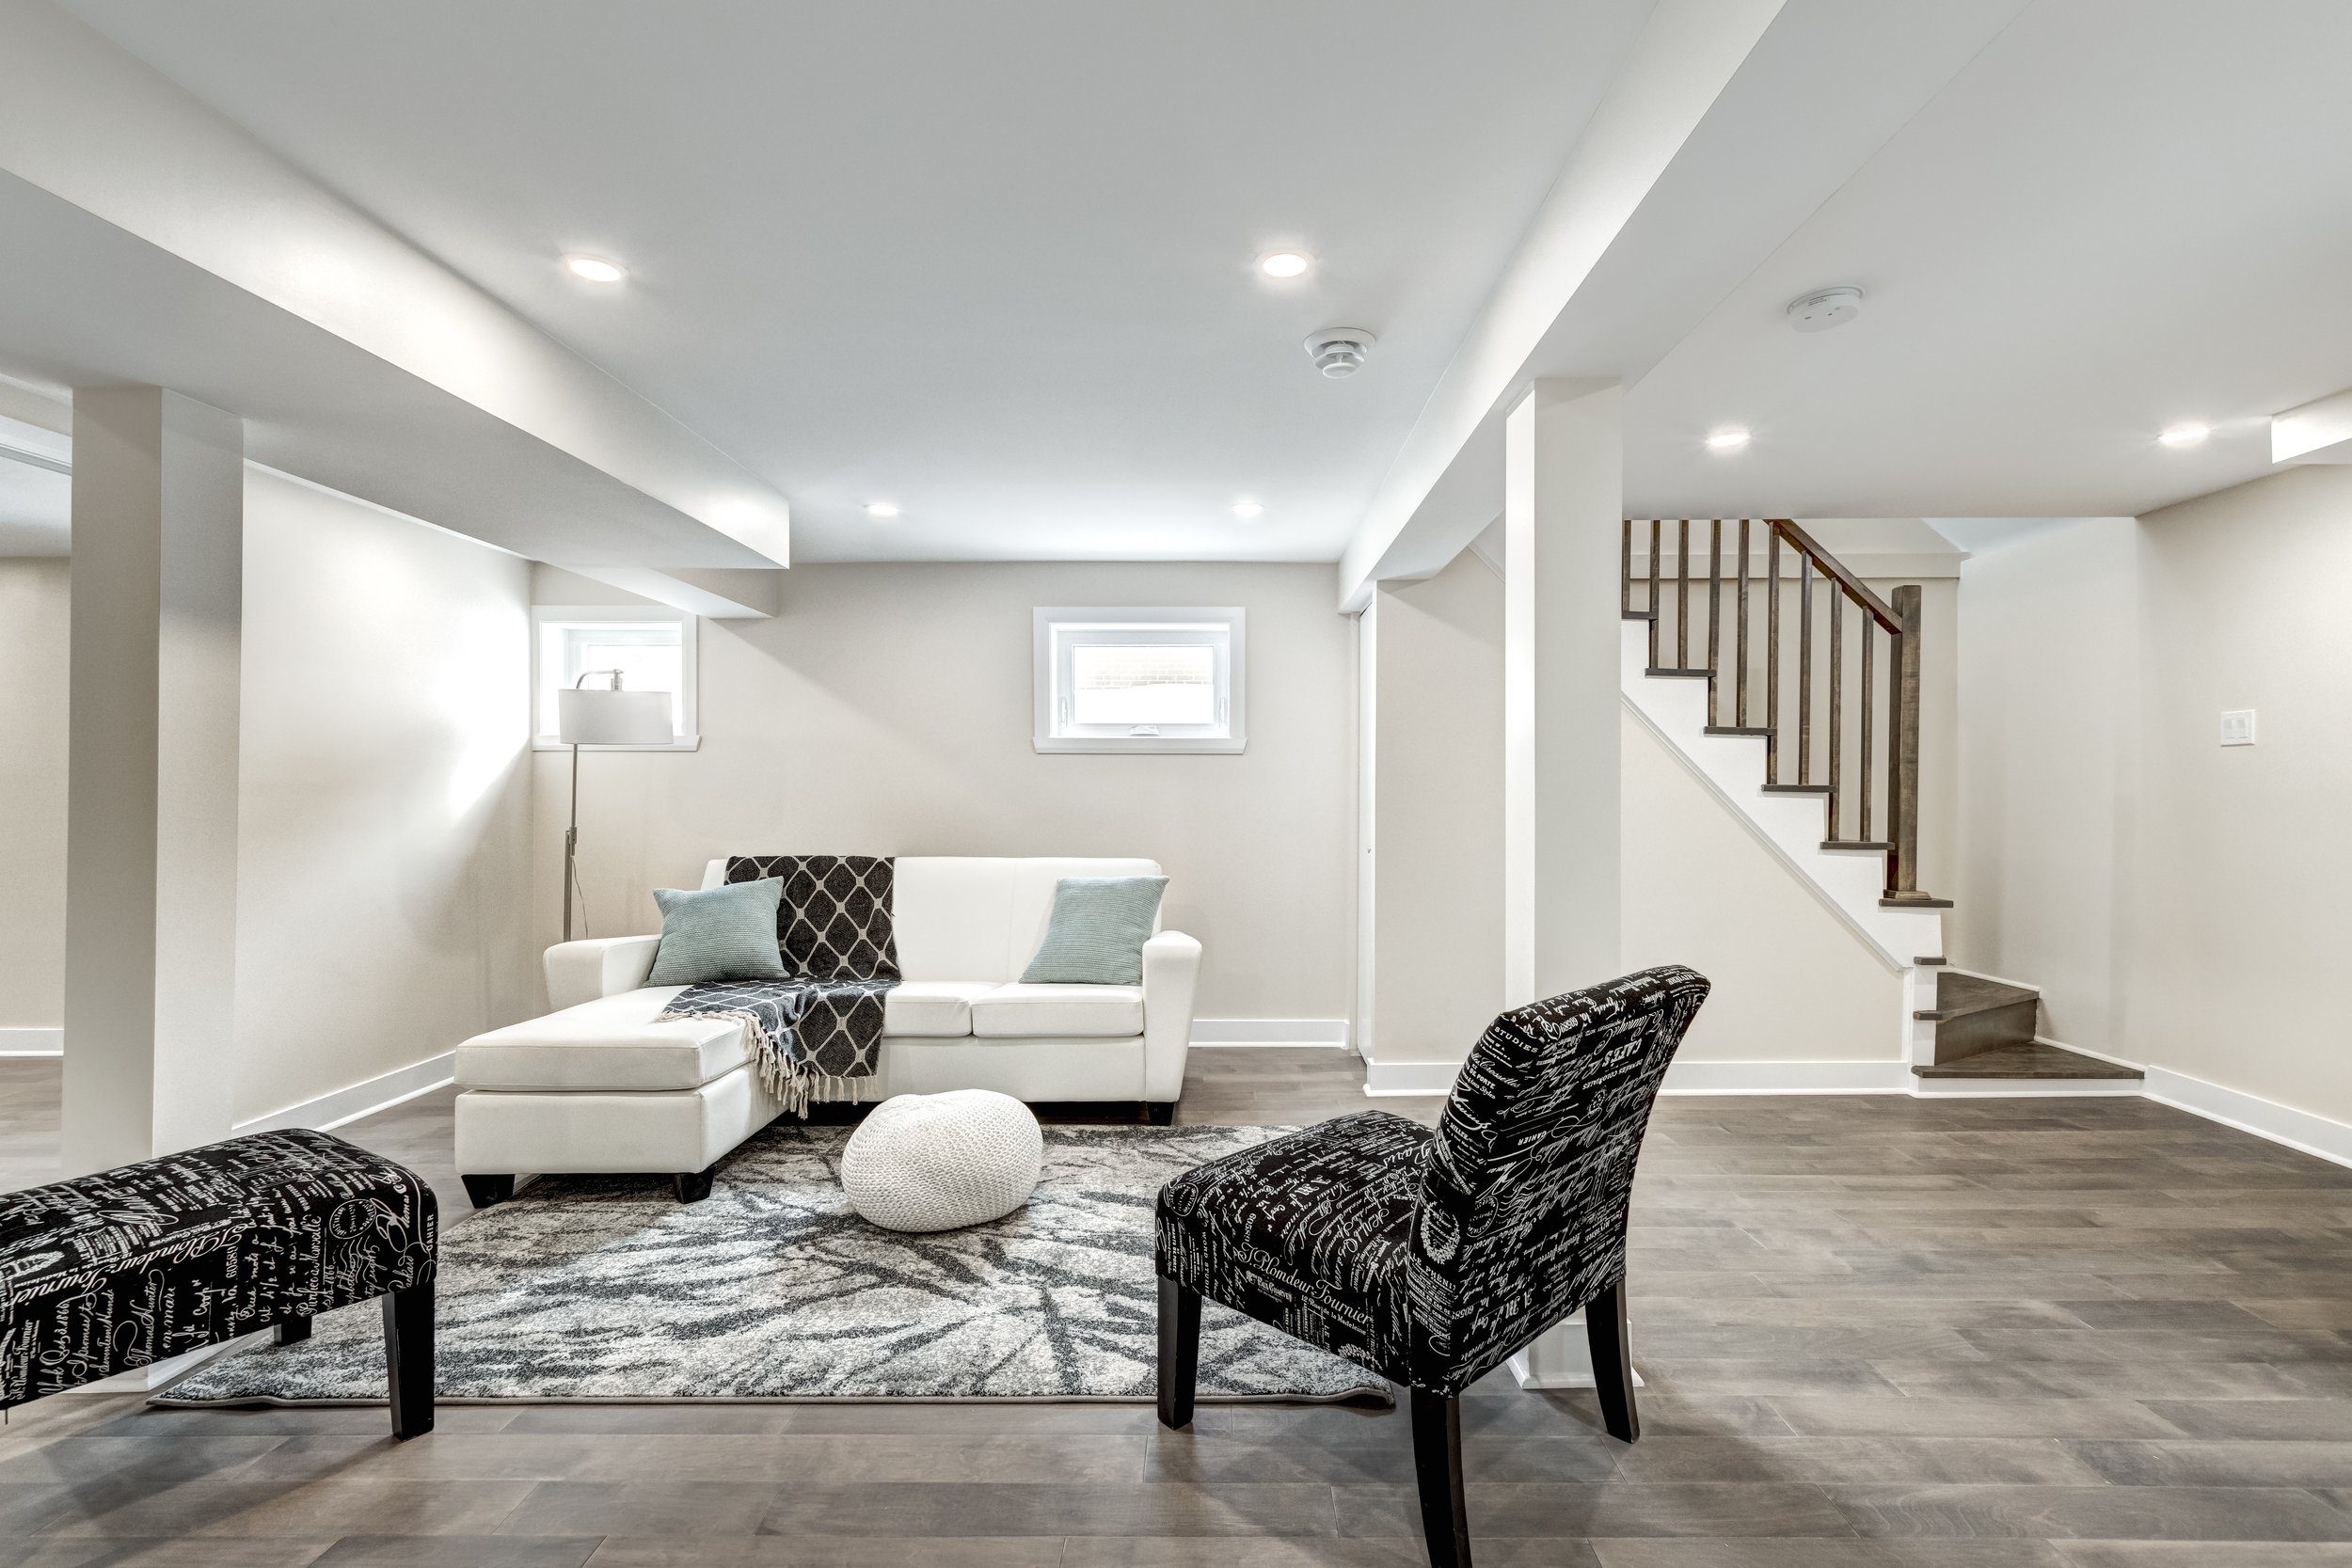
[840,1090,1045,1233]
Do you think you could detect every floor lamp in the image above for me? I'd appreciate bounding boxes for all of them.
[557,672,674,942]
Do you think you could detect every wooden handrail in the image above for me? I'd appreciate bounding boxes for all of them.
[1623,518,1936,905]
[1772,519,1901,630]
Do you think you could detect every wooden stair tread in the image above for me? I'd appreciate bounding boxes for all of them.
[1706,725,1772,737]
[1881,895,1955,909]
[1916,972,2039,1020]
[1821,840,1890,852]
[1762,783,1832,795]
[1645,667,1713,679]
[1913,1041,2141,1082]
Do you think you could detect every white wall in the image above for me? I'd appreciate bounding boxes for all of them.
[2126,469,2352,1124]
[0,470,535,1116]
[1366,553,1505,1062]
[0,556,68,1036]
[1947,472,2352,1132]
[232,470,535,1123]
[1623,710,1902,1060]
[535,562,1358,1025]
[1941,516,2139,1053]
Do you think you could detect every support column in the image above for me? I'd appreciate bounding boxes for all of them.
[61,388,244,1175]
[1502,377,1627,1387]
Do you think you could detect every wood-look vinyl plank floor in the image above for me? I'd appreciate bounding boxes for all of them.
[6,1049,2352,1563]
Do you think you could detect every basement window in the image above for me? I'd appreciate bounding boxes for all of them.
[532,606,699,750]
[1033,607,1246,754]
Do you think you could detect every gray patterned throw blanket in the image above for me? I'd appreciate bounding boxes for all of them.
[658,855,898,1114]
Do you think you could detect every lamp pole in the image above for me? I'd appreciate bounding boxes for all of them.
[563,669,625,942]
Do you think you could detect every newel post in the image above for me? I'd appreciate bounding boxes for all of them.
[1883,583,1927,904]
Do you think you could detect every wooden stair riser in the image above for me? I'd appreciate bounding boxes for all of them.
[1930,998,2040,1065]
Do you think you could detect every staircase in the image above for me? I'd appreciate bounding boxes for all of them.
[1912,969,2138,1086]
[1618,518,2138,1092]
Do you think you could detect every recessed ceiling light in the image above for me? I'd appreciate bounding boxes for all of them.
[2159,421,2210,448]
[1232,500,1264,519]
[564,255,627,283]
[1259,252,1311,279]
[865,501,900,518]
[1705,427,1751,451]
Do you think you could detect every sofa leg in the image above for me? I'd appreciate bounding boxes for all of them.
[1584,1275,1639,1444]
[462,1174,514,1210]
[1156,1275,1200,1429]
[1410,1387,1473,1568]
[273,1315,311,1347]
[673,1166,716,1203]
[383,1282,435,1440]
[1144,1101,1176,1126]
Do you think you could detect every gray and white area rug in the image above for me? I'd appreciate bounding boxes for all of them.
[160,1124,1389,1405]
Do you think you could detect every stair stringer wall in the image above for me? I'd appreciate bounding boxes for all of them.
[1620,621,1944,1066]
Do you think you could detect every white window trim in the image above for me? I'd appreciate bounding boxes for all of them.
[531,604,701,752]
[1032,606,1246,754]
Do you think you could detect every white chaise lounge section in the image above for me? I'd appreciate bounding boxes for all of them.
[453,856,1201,1205]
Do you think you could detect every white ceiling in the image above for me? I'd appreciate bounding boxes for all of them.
[57,0,1655,563]
[1622,0,2352,519]
[38,0,2352,568]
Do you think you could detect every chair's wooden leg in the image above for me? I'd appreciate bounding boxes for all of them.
[1409,1387,1472,1568]
[1156,1275,1200,1429]
[272,1315,310,1346]
[383,1282,435,1440]
[1143,1101,1176,1126]
[1584,1275,1639,1443]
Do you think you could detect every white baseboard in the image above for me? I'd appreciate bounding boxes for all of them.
[1507,1316,1647,1391]
[1370,1057,1924,1099]
[0,1026,61,1055]
[1661,1059,1913,1095]
[2145,1066,2352,1171]
[2033,1034,2148,1071]
[1362,1058,1463,1096]
[1910,1076,2143,1099]
[1191,1018,1352,1048]
[233,1053,455,1137]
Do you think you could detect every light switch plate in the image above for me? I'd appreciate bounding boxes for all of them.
[2219,709,2256,746]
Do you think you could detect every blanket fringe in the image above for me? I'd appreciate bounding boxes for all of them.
[668,1006,879,1117]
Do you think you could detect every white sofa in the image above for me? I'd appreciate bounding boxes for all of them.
[452,856,1200,1205]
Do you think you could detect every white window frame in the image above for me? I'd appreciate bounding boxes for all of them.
[531,605,700,751]
[1032,606,1246,754]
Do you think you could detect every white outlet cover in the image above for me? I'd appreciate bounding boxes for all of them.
[2219,709,2256,746]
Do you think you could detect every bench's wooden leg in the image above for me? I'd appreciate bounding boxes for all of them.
[273,1315,310,1346]
[673,1166,716,1203]
[1584,1275,1639,1443]
[383,1281,435,1440]
[1144,1101,1176,1126]
[1410,1387,1472,1568]
[461,1175,513,1209]
[1156,1275,1200,1429]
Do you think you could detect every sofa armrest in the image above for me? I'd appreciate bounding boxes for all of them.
[544,935,662,1010]
[1140,929,1202,1104]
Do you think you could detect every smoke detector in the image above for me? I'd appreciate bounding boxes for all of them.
[1304,326,1377,377]
[1787,286,1864,333]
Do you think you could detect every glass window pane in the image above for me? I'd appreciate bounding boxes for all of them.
[1071,642,1216,727]
[541,621,684,737]
[579,641,681,735]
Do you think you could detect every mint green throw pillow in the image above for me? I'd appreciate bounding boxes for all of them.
[647,878,788,985]
[1019,876,1168,986]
